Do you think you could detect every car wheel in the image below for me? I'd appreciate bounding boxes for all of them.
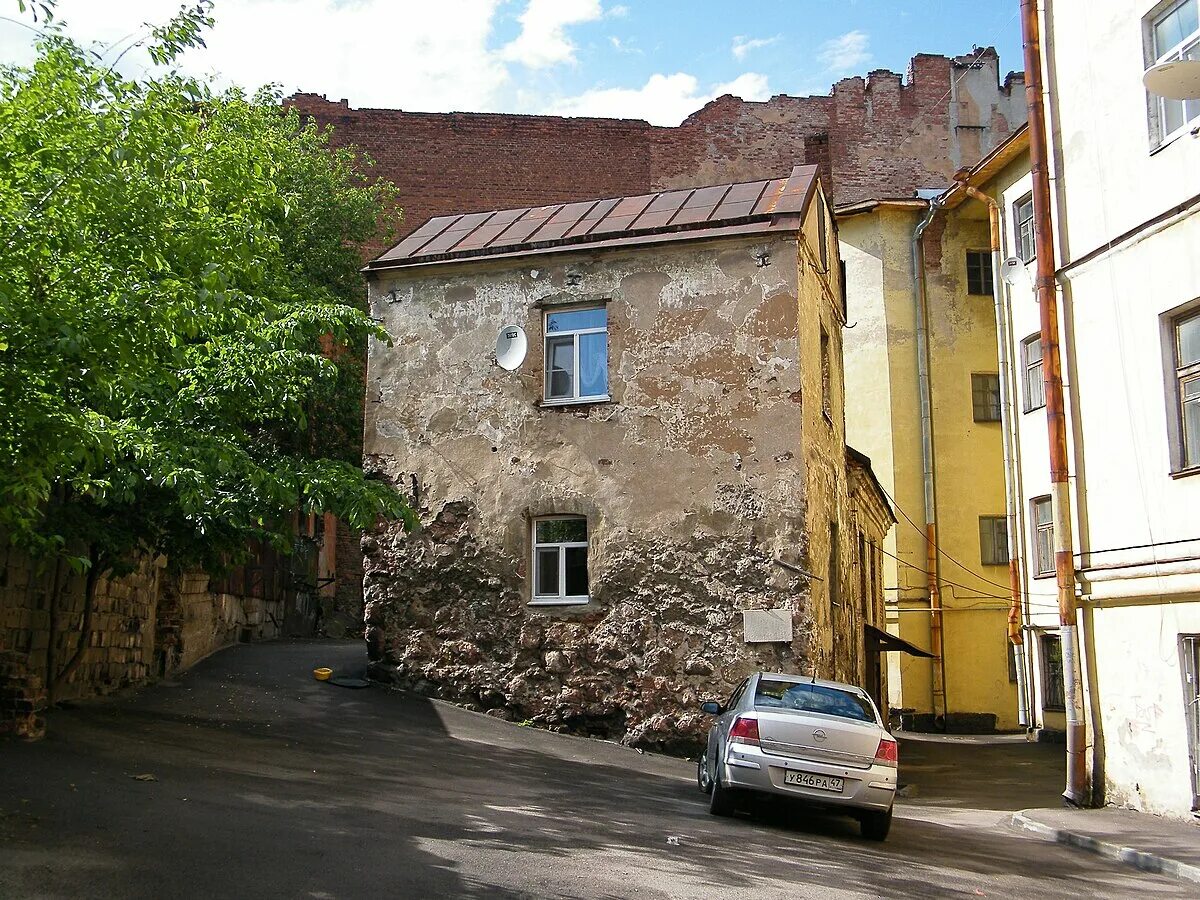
[859,807,893,842]
[697,753,713,794]
[708,773,737,817]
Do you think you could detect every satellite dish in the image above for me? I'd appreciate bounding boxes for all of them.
[1143,59,1200,100]
[1000,256,1029,287]
[495,324,528,371]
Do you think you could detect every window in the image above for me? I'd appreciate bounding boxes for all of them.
[1040,634,1065,711]
[1174,311,1200,469]
[966,250,994,296]
[979,516,1010,566]
[1150,0,1200,143]
[531,516,589,604]
[1007,641,1019,684]
[1181,635,1200,807]
[1014,194,1035,263]
[816,193,829,272]
[1022,334,1045,412]
[820,326,832,420]
[972,373,1002,422]
[755,678,877,723]
[1032,496,1054,578]
[544,306,608,403]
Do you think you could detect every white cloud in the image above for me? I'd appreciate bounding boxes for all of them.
[606,4,630,17]
[818,30,871,74]
[549,71,770,127]
[0,0,511,111]
[499,0,603,69]
[731,34,780,61]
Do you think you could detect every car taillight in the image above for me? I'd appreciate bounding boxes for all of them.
[729,716,760,746]
[874,736,898,767]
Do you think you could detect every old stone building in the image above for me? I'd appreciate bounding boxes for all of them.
[361,165,895,749]
[288,48,1025,258]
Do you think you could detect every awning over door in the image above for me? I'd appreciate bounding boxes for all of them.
[865,624,934,658]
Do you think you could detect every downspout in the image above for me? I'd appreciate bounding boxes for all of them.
[1021,0,1088,805]
[911,198,947,723]
[960,183,1030,730]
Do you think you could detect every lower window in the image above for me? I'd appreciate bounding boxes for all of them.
[1041,634,1065,711]
[531,516,590,605]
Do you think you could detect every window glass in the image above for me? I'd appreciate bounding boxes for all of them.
[754,679,876,723]
[564,547,589,596]
[535,548,559,596]
[1179,314,1200,367]
[547,308,607,333]
[1024,335,1045,411]
[546,336,574,399]
[972,373,1002,422]
[1041,635,1065,709]
[979,516,1009,566]
[1015,196,1035,263]
[966,251,993,296]
[578,332,608,398]
[1155,0,1198,52]
[1184,375,1200,467]
[536,518,587,543]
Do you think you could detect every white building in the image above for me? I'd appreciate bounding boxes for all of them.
[950,0,1200,818]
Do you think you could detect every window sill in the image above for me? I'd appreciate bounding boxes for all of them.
[1170,465,1200,480]
[1032,571,1055,580]
[528,597,590,607]
[1150,124,1199,157]
[540,395,611,408]
[1023,405,1046,415]
[1042,705,1066,713]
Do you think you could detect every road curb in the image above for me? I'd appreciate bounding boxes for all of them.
[1011,811,1200,885]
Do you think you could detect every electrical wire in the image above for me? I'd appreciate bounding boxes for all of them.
[876,544,1062,613]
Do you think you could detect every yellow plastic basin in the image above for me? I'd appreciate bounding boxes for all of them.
[313,667,333,681]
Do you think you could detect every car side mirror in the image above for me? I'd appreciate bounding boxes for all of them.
[700,701,722,715]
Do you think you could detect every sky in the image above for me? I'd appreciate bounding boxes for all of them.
[0,1,1024,126]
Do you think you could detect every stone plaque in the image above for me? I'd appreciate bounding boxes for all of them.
[742,608,794,643]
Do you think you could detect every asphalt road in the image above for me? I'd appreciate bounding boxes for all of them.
[0,641,1185,899]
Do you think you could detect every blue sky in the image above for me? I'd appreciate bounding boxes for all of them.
[0,1,1023,125]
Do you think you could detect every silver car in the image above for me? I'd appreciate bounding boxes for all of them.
[697,672,898,840]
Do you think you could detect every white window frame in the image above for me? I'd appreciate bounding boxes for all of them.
[1032,496,1054,578]
[1022,334,1045,413]
[1175,310,1200,470]
[530,515,590,606]
[543,305,609,405]
[1014,194,1035,264]
[1148,0,1200,147]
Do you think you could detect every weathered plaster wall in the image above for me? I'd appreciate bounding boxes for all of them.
[363,228,847,750]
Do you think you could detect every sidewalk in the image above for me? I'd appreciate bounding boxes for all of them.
[1014,807,1200,884]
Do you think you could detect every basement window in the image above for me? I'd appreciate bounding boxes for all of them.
[544,306,608,404]
[530,516,589,605]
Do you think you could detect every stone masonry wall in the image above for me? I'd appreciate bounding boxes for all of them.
[362,227,846,751]
[288,49,1025,258]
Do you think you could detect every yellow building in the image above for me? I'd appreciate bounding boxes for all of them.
[839,190,1020,732]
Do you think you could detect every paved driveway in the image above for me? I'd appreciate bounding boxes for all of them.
[0,641,1185,898]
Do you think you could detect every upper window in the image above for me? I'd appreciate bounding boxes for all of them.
[1175,310,1200,469]
[1032,496,1054,578]
[531,516,589,605]
[979,515,1010,566]
[1014,195,1035,263]
[1022,334,1046,412]
[544,307,608,404]
[972,373,1002,422]
[966,250,994,296]
[1150,0,1200,144]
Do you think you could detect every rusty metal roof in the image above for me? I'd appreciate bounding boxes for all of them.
[366,164,819,271]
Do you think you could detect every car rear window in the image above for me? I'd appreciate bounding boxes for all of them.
[754,679,876,723]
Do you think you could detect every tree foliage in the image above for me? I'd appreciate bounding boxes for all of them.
[0,1,410,585]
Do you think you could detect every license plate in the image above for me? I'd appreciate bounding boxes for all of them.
[783,770,844,792]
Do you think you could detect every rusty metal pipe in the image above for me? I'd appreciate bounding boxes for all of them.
[1021,0,1088,806]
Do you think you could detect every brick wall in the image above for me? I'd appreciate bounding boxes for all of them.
[288,48,1025,259]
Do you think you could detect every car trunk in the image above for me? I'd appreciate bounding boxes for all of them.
[753,709,881,769]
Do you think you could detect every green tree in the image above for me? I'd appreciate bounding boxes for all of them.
[0,2,409,689]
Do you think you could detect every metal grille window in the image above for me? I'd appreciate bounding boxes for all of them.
[1023,334,1045,412]
[1032,496,1054,577]
[544,307,608,403]
[972,373,1002,422]
[1014,194,1035,263]
[1176,311,1200,469]
[531,516,589,605]
[966,250,993,296]
[1041,634,1065,711]
[979,516,1010,566]
[1151,0,1200,143]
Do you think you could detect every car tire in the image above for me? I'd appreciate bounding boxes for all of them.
[859,807,893,842]
[697,754,713,794]
[708,773,737,817]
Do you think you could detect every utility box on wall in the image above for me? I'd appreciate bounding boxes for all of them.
[743,608,794,643]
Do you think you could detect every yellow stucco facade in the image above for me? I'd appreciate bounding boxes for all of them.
[840,201,1019,732]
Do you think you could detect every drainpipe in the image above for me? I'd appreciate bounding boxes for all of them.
[911,198,947,723]
[959,183,1030,729]
[1021,0,1088,805]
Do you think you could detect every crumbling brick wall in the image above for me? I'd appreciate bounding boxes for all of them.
[0,644,46,740]
[288,49,1025,259]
